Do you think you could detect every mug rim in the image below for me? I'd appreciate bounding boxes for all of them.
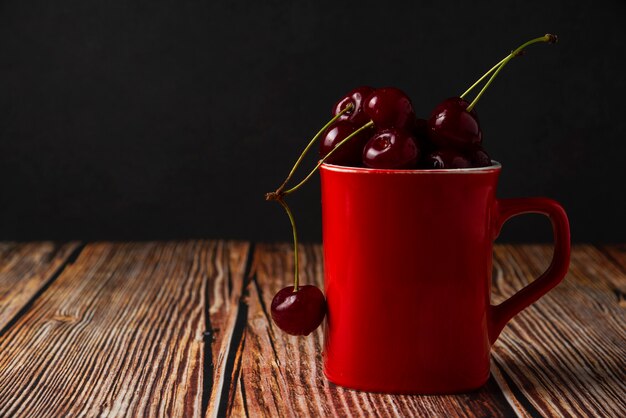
[320,161,502,174]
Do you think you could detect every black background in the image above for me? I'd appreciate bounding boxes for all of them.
[1,1,624,243]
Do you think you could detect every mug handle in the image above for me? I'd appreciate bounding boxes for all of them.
[488,198,570,344]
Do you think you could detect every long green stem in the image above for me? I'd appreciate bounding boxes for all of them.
[460,56,508,100]
[275,104,353,194]
[266,105,360,293]
[466,34,557,112]
[277,198,300,292]
[283,120,374,195]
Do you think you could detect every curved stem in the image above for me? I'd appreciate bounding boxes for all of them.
[283,120,374,195]
[277,198,299,291]
[466,34,557,112]
[275,104,353,194]
[460,56,508,99]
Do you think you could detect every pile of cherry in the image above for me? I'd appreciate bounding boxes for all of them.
[321,87,490,170]
[268,34,558,337]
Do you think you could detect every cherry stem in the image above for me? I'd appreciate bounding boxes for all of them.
[459,56,508,100]
[277,197,300,292]
[274,104,353,195]
[465,34,558,112]
[282,120,374,195]
[265,105,362,293]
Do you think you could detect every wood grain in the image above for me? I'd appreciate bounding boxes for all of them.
[598,244,626,308]
[229,243,516,417]
[0,241,249,418]
[0,241,80,331]
[0,242,624,417]
[205,241,251,417]
[600,244,626,272]
[491,244,626,417]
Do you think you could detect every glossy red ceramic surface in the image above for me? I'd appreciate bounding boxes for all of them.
[320,162,570,394]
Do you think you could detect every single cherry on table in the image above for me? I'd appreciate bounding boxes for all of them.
[271,285,326,336]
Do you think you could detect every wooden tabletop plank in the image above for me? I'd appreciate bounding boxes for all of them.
[1,242,623,417]
[599,244,626,272]
[598,244,626,307]
[0,241,249,418]
[206,241,251,417]
[491,245,626,417]
[230,243,516,417]
[0,242,81,332]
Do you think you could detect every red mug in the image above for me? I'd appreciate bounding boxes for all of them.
[320,162,570,394]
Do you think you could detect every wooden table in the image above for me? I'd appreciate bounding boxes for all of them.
[0,242,624,417]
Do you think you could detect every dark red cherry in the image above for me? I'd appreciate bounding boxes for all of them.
[428,97,482,149]
[333,86,375,126]
[271,285,326,336]
[362,128,419,169]
[421,149,471,169]
[319,121,372,166]
[468,147,492,167]
[364,87,415,129]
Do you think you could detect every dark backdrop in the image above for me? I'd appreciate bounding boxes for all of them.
[1,1,625,242]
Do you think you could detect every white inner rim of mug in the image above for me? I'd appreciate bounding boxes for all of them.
[321,161,502,174]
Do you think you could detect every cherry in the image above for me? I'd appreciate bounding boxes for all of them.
[421,148,471,169]
[333,86,375,126]
[271,285,326,336]
[427,97,482,150]
[363,128,419,169]
[319,121,372,166]
[468,146,492,167]
[364,87,415,129]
